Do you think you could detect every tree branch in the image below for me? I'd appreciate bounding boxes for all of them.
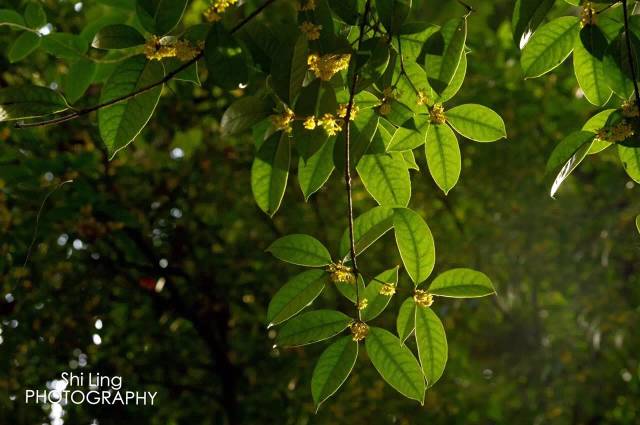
[622,0,640,107]
[15,0,277,129]
[343,0,372,318]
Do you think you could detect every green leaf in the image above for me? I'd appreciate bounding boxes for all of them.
[221,96,272,136]
[425,123,461,195]
[545,130,595,173]
[338,206,394,259]
[0,85,67,122]
[618,145,640,183]
[428,268,496,298]
[267,234,332,267]
[521,16,580,78]
[512,0,555,46]
[334,275,366,304]
[299,137,336,200]
[62,58,97,104]
[0,9,26,28]
[41,33,87,60]
[327,0,361,25]
[163,57,200,85]
[24,1,46,29]
[8,31,41,63]
[205,24,249,90]
[136,0,188,35]
[636,215,640,235]
[267,269,327,326]
[353,37,390,92]
[446,104,507,142]
[388,115,429,152]
[334,108,379,170]
[360,266,399,322]
[573,25,611,106]
[550,139,593,198]
[276,310,352,347]
[311,336,358,409]
[251,133,290,216]
[403,150,420,170]
[583,109,617,154]
[415,307,447,387]
[98,55,164,158]
[376,0,411,34]
[424,18,467,93]
[294,80,335,160]
[271,35,308,102]
[365,327,425,403]
[393,208,435,286]
[357,126,411,207]
[603,32,639,99]
[91,24,146,49]
[397,297,416,344]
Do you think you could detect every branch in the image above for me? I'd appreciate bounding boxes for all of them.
[15,0,277,129]
[343,0,373,317]
[622,0,640,107]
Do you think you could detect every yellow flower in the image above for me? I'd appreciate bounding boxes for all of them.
[303,116,317,130]
[144,36,177,61]
[337,103,358,121]
[429,103,446,124]
[327,262,355,284]
[622,100,639,118]
[379,283,396,296]
[299,21,322,40]
[350,321,369,341]
[416,89,430,106]
[298,0,316,11]
[270,107,295,133]
[382,86,396,100]
[318,113,342,136]
[307,53,351,81]
[580,2,597,27]
[204,0,238,21]
[357,298,368,310]
[414,290,434,308]
[174,40,202,61]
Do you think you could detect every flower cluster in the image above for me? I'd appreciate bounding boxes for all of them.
[337,103,359,121]
[414,290,434,308]
[580,2,597,27]
[296,0,316,11]
[378,87,397,115]
[622,100,639,118]
[596,121,635,143]
[327,262,356,284]
[270,108,295,133]
[318,113,342,136]
[144,36,202,61]
[308,53,351,81]
[429,103,446,124]
[416,89,430,106]
[299,21,322,40]
[357,298,368,310]
[204,0,238,22]
[378,283,396,296]
[350,321,369,341]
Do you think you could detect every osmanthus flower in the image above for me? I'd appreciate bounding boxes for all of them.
[357,299,368,311]
[270,107,295,133]
[378,86,398,116]
[596,122,635,143]
[303,116,317,130]
[349,321,369,342]
[307,53,351,81]
[413,290,434,308]
[580,2,596,27]
[336,103,358,121]
[204,0,239,22]
[429,103,446,124]
[296,0,316,12]
[378,283,396,296]
[327,262,355,284]
[317,113,342,136]
[299,21,322,41]
[622,100,639,118]
[144,37,202,62]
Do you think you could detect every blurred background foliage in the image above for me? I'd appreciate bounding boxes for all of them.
[1,0,639,424]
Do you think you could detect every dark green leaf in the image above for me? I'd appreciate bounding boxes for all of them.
[0,9,25,28]
[8,31,41,63]
[92,24,146,49]
[251,133,290,216]
[136,0,188,35]
[62,58,97,104]
[573,25,611,106]
[267,269,327,326]
[267,234,332,267]
[24,1,46,29]
[393,208,435,285]
[41,33,87,60]
[365,327,425,403]
[512,0,555,46]
[298,137,336,200]
[376,0,411,35]
[98,55,164,158]
[276,310,352,347]
[221,96,272,136]
[311,336,358,409]
[603,32,639,99]
[0,85,67,122]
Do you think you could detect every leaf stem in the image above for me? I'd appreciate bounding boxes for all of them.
[14,0,277,129]
[343,0,373,319]
[622,0,640,107]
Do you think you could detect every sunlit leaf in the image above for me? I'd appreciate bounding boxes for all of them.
[428,268,495,298]
[393,208,435,285]
[311,336,358,409]
[267,269,327,326]
[618,145,640,183]
[360,266,399,321]
[397,297,416,344]
[267,234,332,267]
[425,123,461,195]
[0,85,67,122]
[521,16,579,78]
[276,310,352,347]
[415,306,447,387]
[446,104,507,142]
[573,25,611,106]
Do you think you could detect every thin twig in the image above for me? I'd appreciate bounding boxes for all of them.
[622,0,640,107]
[23,179,74,266]
[343,0,373,319]
[15,0,277,129]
